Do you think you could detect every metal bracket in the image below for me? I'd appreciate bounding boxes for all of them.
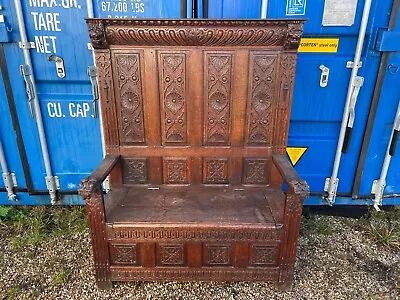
[87,43,93,51]
[48,54,66,79]
[371,179,385,211]
[346,61,362,69]
[88,66,99,118]
[45,175,60,205]
[20,64,36,118]
[2,172,17,201]
[319,65,330,88]
[347,76,364,128]
[324,177,339,206]
[18,41,35,49]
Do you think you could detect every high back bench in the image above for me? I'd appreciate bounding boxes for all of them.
[80,19,308,290]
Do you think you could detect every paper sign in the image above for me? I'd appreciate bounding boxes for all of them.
[322,0,358,26]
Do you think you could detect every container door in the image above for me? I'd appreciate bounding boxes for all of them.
[205,0,394,204]
[354,3,400,204]
[0,0,187,205]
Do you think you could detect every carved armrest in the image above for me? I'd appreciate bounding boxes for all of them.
[78,155,121,200]
[272,155,309,198]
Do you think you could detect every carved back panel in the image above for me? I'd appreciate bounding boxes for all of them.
[87,19,304,187]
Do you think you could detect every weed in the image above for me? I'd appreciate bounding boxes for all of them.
[358,206,400,251]
[53,268,71,285]
[6,286,22,299]
[301,214,335,236]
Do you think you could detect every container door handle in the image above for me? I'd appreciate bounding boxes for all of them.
[20,64,35,118]
[88,66,99,118]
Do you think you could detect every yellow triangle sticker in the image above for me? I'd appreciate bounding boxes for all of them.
[286,147,308,167]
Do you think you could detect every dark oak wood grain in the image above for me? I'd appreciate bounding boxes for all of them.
[80,18,307,291]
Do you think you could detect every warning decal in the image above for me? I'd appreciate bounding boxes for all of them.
[298,38,339,53]
[286,147,308,167]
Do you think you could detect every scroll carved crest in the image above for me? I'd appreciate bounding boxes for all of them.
[86,19,305,49]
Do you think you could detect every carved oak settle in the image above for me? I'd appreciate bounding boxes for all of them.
[80,19,308,290]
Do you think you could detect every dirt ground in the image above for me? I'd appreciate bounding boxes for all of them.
[0,206,399,299]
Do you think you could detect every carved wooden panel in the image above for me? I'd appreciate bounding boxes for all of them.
[250,244,277,266]
[114,53,145,144]
[159,53,187,145]
[204,53,233,145]
[246,54,277,145]
[110,244,139,265]
[163,158,189,184]
[204,244,232,266]
[243,158,270,184]
[157,244,185,266]
[94,50,119,148]
[203,158,229,184]
[123,158,147,184]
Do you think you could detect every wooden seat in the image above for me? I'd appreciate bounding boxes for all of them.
[80,19,308,290]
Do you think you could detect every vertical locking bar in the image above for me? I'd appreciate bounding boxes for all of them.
[371,99,400,210]
[0,137,17,201]
[325,0,372,205]
[14,0,58,204]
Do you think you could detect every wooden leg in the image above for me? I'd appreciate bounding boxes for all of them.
[96,279,113,290]
[276,264,294,291]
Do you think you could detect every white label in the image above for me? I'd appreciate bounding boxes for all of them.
[322,0,358,26]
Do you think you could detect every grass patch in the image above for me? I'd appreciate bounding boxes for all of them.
[301,214,335,236]
[53,268,71,285]
[0,206,88,248]
[360,206,400,251]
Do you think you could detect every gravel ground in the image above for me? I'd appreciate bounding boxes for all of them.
[0,207,399,299]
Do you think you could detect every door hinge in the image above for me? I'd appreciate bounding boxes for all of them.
[375,29,400,52]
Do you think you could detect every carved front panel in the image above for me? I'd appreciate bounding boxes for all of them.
[163,158,189,184]
[114,53,145,144]
[250,244,277,266]
[159,53,187,145]
[204,53,233,145]
[123,158,148,184]
[110,244,139,265]
[203,158,229,184]
[243,158,270,184]
[246,54,277,145]
[157,244,185,266]
[204,244,232,266]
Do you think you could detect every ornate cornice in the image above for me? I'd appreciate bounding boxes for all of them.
[86,19,305,49]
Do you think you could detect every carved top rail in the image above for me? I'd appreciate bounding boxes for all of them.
[86,19,305,50]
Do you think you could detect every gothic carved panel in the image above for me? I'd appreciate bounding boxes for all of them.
[204,244,232,266]
[159,53,187,145]
[243,158,270,184]
[110,244,138,265]
[157,244,185,266]
[163,158,189,184]
[250,245,277,266]
[204,53,233,145]
[123,158,147,184]
[246,54,277,145]
[203,158,229,184]
[115,53,145,144]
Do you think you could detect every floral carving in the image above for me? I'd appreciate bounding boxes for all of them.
[206,245,231,265]
[123,158,147,184]
[115,53,145,144]
[204,158,229,184]
[243,159,269,184]
[160,53,187,144]
[159,245,184,265]
[163,158,188,184]
[247,54,277,144]
[205,54,232,145]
